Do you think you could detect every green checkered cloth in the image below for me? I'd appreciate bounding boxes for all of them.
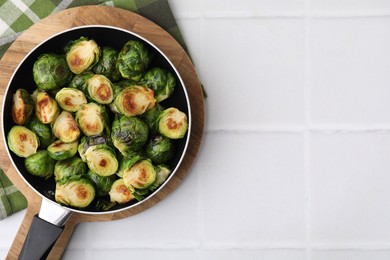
[0,169,27,220]
[0,0,194,220]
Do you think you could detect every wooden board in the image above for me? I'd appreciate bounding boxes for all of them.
[0,6,205,259]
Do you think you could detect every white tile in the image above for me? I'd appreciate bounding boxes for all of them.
[0,209,25,247]
[310,18,390,126]
[200,132,305,244]
[0,250,6,260]
[84,167,199,248]
[200,19,305,130]
[62,249,88,260]
[169,0,203,17]
[312,250,390,260]
[311,133,390,243]
[66,222,89,249]
[201,249,305,260]
[310,0,390,12]
[89,249,198,260]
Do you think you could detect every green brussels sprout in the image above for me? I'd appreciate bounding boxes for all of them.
[24,150,55,179]
[55,178,95,208]
[141,103,164,134]
[117,152,144,177]
[7,125,39,158]
[146,135,175,164]
[78,135,110,162]
[140,67,176,102]
[27,117,55,148]
[47,140,78,160]
[116,40,151,81]
[69,72,94,91]
[84,144,118,177]
[112,86,155,117]
[54,156,87,183]
[157,107,188,139]
[65,37,100,74]
[109,179,134,204]
[122,159,156,190]
[86,170,116,197]
[92,46,121,81]
[35,91,60,124]
[52,111,81,143]
[33,53,71,90]
[12,88,34,125]
[111,116,149,155]
[85,74,114,104]
[75,103,108,136]
[148,164,172,191]
[55,88,87,112]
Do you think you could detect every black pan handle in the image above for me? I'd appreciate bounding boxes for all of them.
[18,215,64,260]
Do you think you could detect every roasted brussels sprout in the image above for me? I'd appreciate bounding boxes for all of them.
[146,135,174,164]
[69,72,94,91]
[55,178,95,208]
[35,91,60,124]
[148,164,172,191]
[12,89,34,125]
[78,135,110,162]
[158,107,188,139]
[117,152,144,177]
[93,46,121,81]
[65,37,100,74]
[27,117,55,148]
[84,144,118,177]
[33,53,71,90]
[116,40,151,81]
[47,140,78,160]
[122,159,156,190]
[140,68,176,102]
[7,125,39,158]
[141,103,163,134]
[86,170,116,197]
[24,150,55,179]
[85,74,114,104]
[52,111,81,143]
[54,156,87,182]
[55,88,87,112]
[75,103,108,136]
[109,179,134,204]
[113,86,155,117]
[111,116,149,155]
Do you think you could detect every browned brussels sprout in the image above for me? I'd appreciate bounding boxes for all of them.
[157,107,188,139]
[35,91,60,124]
[12,89,34,125]
[52,111,81,143]
[7,125,39,158]
[65,37,100,74]
[112,86,155,117]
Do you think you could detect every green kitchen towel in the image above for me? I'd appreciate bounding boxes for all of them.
[0,169,27,220]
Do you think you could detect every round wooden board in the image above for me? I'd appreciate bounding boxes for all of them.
[0,6,205,259]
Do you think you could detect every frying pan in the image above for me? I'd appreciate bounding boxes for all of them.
[1,25,191,259]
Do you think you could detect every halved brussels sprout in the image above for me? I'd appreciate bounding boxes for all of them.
[113,86,155,117]
[78,135,110,162]
[55,88,87,112]
[116,40,151,81]
[111,116,149,155]
[65,37,100,74]
[55,178,95,208]
[122,159,156,190]
[12,89,34,125]
[47,140,78,160]
[75,103,107,136]
[92,46,121,81]
[33,53,71,90]
[84,144,118,177]
[54,156,87,182]
[35,91,60,124]
[117,152,144,178]
[24,150,55,179]
[7,126,39,158]
[146,135,175,164]
[148,164,172,191]
[85,74,114,104]
[86,170,116,197]
[69,72,94,91]
[52,111,81,143]
[109,179,134,204]
[27,117,55,148]
[158,107,188,139]
[140,67,176,102]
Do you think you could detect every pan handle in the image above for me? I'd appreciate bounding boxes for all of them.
[18,199,72,260]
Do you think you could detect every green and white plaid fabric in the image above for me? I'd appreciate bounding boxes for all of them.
[0,0,189,220]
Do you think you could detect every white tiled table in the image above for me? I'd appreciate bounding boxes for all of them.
[2,1,390,259]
